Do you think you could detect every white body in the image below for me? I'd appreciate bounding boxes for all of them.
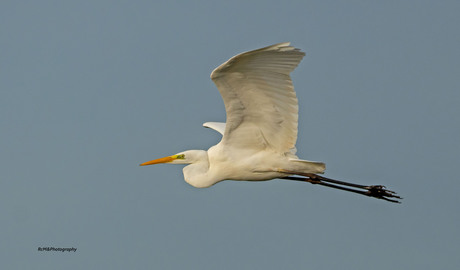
[183,145,325,188]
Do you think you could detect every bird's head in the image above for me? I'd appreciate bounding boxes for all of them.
[139,150,206,166]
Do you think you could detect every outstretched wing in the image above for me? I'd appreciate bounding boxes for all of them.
[210,42,305,153]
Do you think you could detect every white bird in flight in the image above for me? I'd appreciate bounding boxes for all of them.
[140,43,401,203]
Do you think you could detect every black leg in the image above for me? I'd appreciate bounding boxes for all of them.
[281,173,402,203]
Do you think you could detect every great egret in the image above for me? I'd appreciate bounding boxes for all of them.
[140,42,401,203]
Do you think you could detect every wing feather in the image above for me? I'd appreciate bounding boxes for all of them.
[210,43,305,153]
[203,122,226,135]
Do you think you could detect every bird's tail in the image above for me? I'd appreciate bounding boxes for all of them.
[289,158,326,174]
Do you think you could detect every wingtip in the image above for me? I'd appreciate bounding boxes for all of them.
[275,41,291,47]
[211,42,304,79]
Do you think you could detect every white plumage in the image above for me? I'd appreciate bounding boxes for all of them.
[141,43,325,187]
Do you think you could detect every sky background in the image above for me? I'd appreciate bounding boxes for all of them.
[1,1,459,269]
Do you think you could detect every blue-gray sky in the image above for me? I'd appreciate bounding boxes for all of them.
[1,1,459,269]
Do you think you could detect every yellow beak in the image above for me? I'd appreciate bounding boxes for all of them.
[139,156,175,166]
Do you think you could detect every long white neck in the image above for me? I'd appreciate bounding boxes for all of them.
[182,150,218,188]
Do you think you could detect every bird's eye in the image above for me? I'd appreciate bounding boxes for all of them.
[176,154,185,159]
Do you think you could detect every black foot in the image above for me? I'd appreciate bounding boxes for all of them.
[365,185,402,203]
